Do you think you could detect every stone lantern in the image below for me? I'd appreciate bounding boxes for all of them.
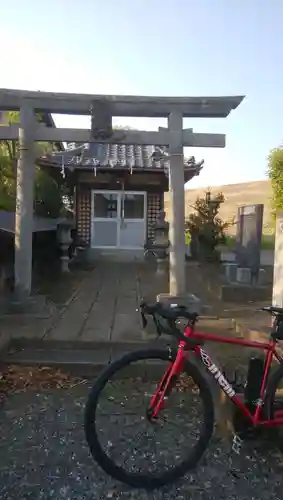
[57,217,75,273]
[153,210,169,273]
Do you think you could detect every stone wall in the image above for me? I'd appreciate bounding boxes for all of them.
[76,185,91,245]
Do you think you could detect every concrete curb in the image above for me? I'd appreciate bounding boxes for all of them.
[9,338,170,351]
[0,332,12,363]
[2,341,174,379]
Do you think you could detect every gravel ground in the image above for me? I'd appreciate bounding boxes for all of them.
[0,380,283,500]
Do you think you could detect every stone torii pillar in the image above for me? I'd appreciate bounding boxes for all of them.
[168,111,186,296]
[14,102,36,301]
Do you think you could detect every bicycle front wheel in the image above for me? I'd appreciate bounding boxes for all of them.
[84,347,214,489]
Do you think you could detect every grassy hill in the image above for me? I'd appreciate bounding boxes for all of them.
[164,179,273,235]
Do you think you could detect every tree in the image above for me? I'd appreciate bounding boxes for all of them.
[34,168,62,218]
[267,146,283,215]
[0,112,62,217]
[186,190,231,261]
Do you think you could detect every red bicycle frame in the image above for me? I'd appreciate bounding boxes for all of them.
[149,325,283,428]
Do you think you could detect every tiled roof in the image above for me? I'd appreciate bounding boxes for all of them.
[40,143,169,170]
[39,143,203,178]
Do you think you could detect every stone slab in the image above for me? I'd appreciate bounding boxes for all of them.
[115,298,138,314]
[82,309,114,331]
[48,310,90,340]
[47,288,102,341]
[80,326,111,342]
[111,313,142,341]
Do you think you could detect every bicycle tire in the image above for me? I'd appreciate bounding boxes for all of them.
[265,363,283,453]
[84,347,214,490]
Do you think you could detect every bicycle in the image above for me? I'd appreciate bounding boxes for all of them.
[84,301,283,490]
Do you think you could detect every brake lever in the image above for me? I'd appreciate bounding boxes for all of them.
[137,304,148,329]
[153,314,162,337]
[141,311,147,328]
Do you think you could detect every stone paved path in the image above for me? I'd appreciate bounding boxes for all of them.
[43,260,223,344]
[45,262,143,343]
[1,260,270,348]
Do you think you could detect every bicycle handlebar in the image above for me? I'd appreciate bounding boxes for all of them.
[139,300,201,346]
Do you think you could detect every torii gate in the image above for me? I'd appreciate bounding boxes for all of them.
[0,89,244,303]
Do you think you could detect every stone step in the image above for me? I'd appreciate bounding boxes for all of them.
[3,347,108,377]
[2,340,172,378]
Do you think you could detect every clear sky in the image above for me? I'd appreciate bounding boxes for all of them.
[0,0,282,188]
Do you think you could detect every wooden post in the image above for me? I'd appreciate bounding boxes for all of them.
[14,102,36,300]
[168,111,185,295]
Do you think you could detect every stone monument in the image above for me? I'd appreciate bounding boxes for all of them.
[235,204,264,283]
[220,204,270,302]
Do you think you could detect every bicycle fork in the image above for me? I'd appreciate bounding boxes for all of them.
[147,348,185,420]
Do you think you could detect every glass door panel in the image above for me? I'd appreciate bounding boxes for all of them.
[91,191,119,248]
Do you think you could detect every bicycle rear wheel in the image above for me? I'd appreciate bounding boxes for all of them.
[84,347,214,489]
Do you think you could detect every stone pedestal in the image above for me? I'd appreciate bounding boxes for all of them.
[236,267,251,284]
[224,263,237,282]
